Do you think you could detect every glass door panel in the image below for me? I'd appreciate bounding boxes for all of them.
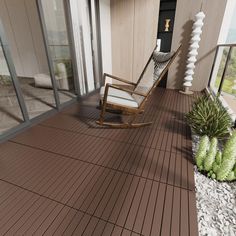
[40,0,77,104]
[0,41,24,134]
[0,0,57,120]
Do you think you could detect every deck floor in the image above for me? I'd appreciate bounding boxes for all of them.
[0,88,198,235]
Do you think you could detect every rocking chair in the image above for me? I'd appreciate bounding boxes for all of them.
[96,45,181,128]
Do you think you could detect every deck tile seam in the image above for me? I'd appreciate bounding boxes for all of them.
[88,144,146,222]
[158,136,173,235]
[39,121,190,147]
[9,138,191,162]
[149,178,162,236]
[0,89,199,236]
[0,179,145,236]
[0,178,194,235]
[120,177,143,236]
[0,176,196,214]
[1,193,42,235]
[67,132,140,216]
[6,140,196,192]
[0,180,146,235]
[96,147,150,235]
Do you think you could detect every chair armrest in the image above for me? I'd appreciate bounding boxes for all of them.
[104,73,136,86]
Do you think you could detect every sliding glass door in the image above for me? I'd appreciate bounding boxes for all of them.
[0,21,27,135]
[38,0,102,98]
[38,0,78,105]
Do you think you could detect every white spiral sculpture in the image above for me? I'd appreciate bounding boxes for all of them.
[182,11,205,94]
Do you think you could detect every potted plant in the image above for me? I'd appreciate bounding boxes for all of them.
[186,95,236,182]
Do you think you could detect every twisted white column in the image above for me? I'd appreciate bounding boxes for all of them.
[182,11,205,94]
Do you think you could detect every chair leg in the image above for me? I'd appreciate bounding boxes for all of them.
[128,114,137,125]
[97,100,106,125]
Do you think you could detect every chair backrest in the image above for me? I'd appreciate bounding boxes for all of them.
[132,45,181,107]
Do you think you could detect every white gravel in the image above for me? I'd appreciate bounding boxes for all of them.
[192,135,236,236]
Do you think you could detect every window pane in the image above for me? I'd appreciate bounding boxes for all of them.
[41,0,77,104]
[0,43,24,134]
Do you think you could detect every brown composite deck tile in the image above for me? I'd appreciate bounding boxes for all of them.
[40,89,189,146]
[10,127,194,190]
[1,156,195,235]
[101,222,116,236]
[41,114,190,152]
[0,88,199,235]
[8,134,195,191]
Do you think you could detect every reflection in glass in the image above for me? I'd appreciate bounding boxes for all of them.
[0,0,57,120]
[0,43,24,134]
[221,47,236,113]
[41,0,77,103]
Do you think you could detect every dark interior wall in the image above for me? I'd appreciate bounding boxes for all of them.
[157,0,177,87]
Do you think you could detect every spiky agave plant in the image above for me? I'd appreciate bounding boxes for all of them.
[186,95,232,139]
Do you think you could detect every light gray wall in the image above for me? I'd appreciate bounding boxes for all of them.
[0,0,49,78]
[167,0,227,91]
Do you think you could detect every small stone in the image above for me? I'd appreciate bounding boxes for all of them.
[192,134,236,236]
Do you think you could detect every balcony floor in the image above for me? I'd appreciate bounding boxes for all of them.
[0,88,199,235]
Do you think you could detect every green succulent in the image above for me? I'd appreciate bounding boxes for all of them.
[215,150,222,165]
[195,131,236,182]
[204,137,218,171]
[216,131,236,181]
[195,135,209,170]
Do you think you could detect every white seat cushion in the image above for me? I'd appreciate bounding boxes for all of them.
[100,86,138,108]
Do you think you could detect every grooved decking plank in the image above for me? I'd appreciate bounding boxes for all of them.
[0,88,199,235]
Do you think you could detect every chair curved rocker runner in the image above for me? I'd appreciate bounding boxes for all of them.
[96,45,181,128]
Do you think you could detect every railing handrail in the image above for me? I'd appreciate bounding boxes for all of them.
[217,43,236,47]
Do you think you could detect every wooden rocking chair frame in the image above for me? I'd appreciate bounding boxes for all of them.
[96,45,181,128]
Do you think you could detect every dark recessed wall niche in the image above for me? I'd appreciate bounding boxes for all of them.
[157,0,177,88]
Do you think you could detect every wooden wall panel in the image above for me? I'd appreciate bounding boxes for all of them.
[111,0,160,83]
[132,0,159,82]
[167,0,227,91]
[111,0,135,81]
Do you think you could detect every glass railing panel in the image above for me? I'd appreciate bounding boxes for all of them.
[210,46,230,94]
[220,47,236,113]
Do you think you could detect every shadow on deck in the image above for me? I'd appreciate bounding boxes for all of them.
[0,87,199,235]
